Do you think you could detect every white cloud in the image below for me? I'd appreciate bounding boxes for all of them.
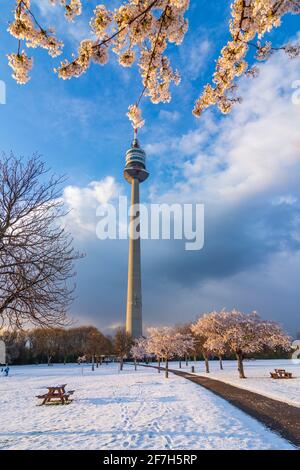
[63,176,122,236]
[144,142,169,156]
[32,0,57,16]
[272,195,298,206]
[182,37,211,80]
[150,51,300,207]
[159,110,181,122]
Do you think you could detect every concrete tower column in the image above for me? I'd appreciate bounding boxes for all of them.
[126,177,142,338]
[124,134,149,338]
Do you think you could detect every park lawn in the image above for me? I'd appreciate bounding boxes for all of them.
[0,362,295,450]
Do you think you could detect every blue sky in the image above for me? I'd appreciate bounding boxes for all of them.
[1,1,300,335]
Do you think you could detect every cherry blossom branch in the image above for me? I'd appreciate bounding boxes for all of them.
[193,0,300,117]
[97,0,159,48]
[19,1,47,34]
[136,4,169,106]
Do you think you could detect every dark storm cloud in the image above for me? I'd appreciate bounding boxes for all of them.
[142,198,300,287]
[70,195,300,336]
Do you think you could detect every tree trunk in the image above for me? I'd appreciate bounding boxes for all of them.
[63,355,67,365]
[47,355,52,366]
[193,355,196,363]
[179,359,182,369]
[158,358,161,373]
[92,355,95,371]
[185,355,188,366]
[120,358,123,371]
[219,355,223,370]
[134,359,137,371]
[204,354,209,373]
[165,358,169,378]
[96,357,99,368]
[236,352,246,378]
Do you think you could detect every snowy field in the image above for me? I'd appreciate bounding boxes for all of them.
[167,359,300,407]
[0,363,296,450]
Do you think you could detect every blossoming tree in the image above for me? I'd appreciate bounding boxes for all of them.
[5,1,300,127]
[174,328,195,369]
[130,337,147,370]
[192,311,228,371]
[190,318,214,373]
[196,309,291,378]
[146,326,194,378]
[175,323,195,367]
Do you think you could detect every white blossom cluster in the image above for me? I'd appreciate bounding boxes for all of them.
[193,0,300,117]
[127,104,145,129]
[6,1,300,124]
[7,50,33,84]
[56,0,189,128]
[8,0,63,84]
[49,0,82,21]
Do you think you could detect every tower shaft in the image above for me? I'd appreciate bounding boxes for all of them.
[126,177,142,338]
[124,134,149,338]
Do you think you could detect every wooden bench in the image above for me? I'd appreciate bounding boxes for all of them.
[36,384,75,405]
[270,369,293,379]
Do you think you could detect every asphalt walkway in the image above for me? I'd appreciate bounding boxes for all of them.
[140,363,300,448]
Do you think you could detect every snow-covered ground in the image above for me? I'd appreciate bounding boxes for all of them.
[167,359,300,407]
[0,363,295,450]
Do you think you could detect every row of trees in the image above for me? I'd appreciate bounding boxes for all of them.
[129,310,291,379]
[1,310,293,379]
[0,326,113,368]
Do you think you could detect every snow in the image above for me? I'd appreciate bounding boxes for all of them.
[169,359,300,407]
[0,363,295,450]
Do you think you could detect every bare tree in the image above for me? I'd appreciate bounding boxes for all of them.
[0,153,82,329]
[56,328,75,365]
[83,326,108,371]
[113,328,132,371]
[29,328,62,366]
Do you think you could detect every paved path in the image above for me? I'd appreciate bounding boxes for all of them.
[140,364,300,448]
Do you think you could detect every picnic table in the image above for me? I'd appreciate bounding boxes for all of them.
[270,368,293,379]
[36,384,75,405]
